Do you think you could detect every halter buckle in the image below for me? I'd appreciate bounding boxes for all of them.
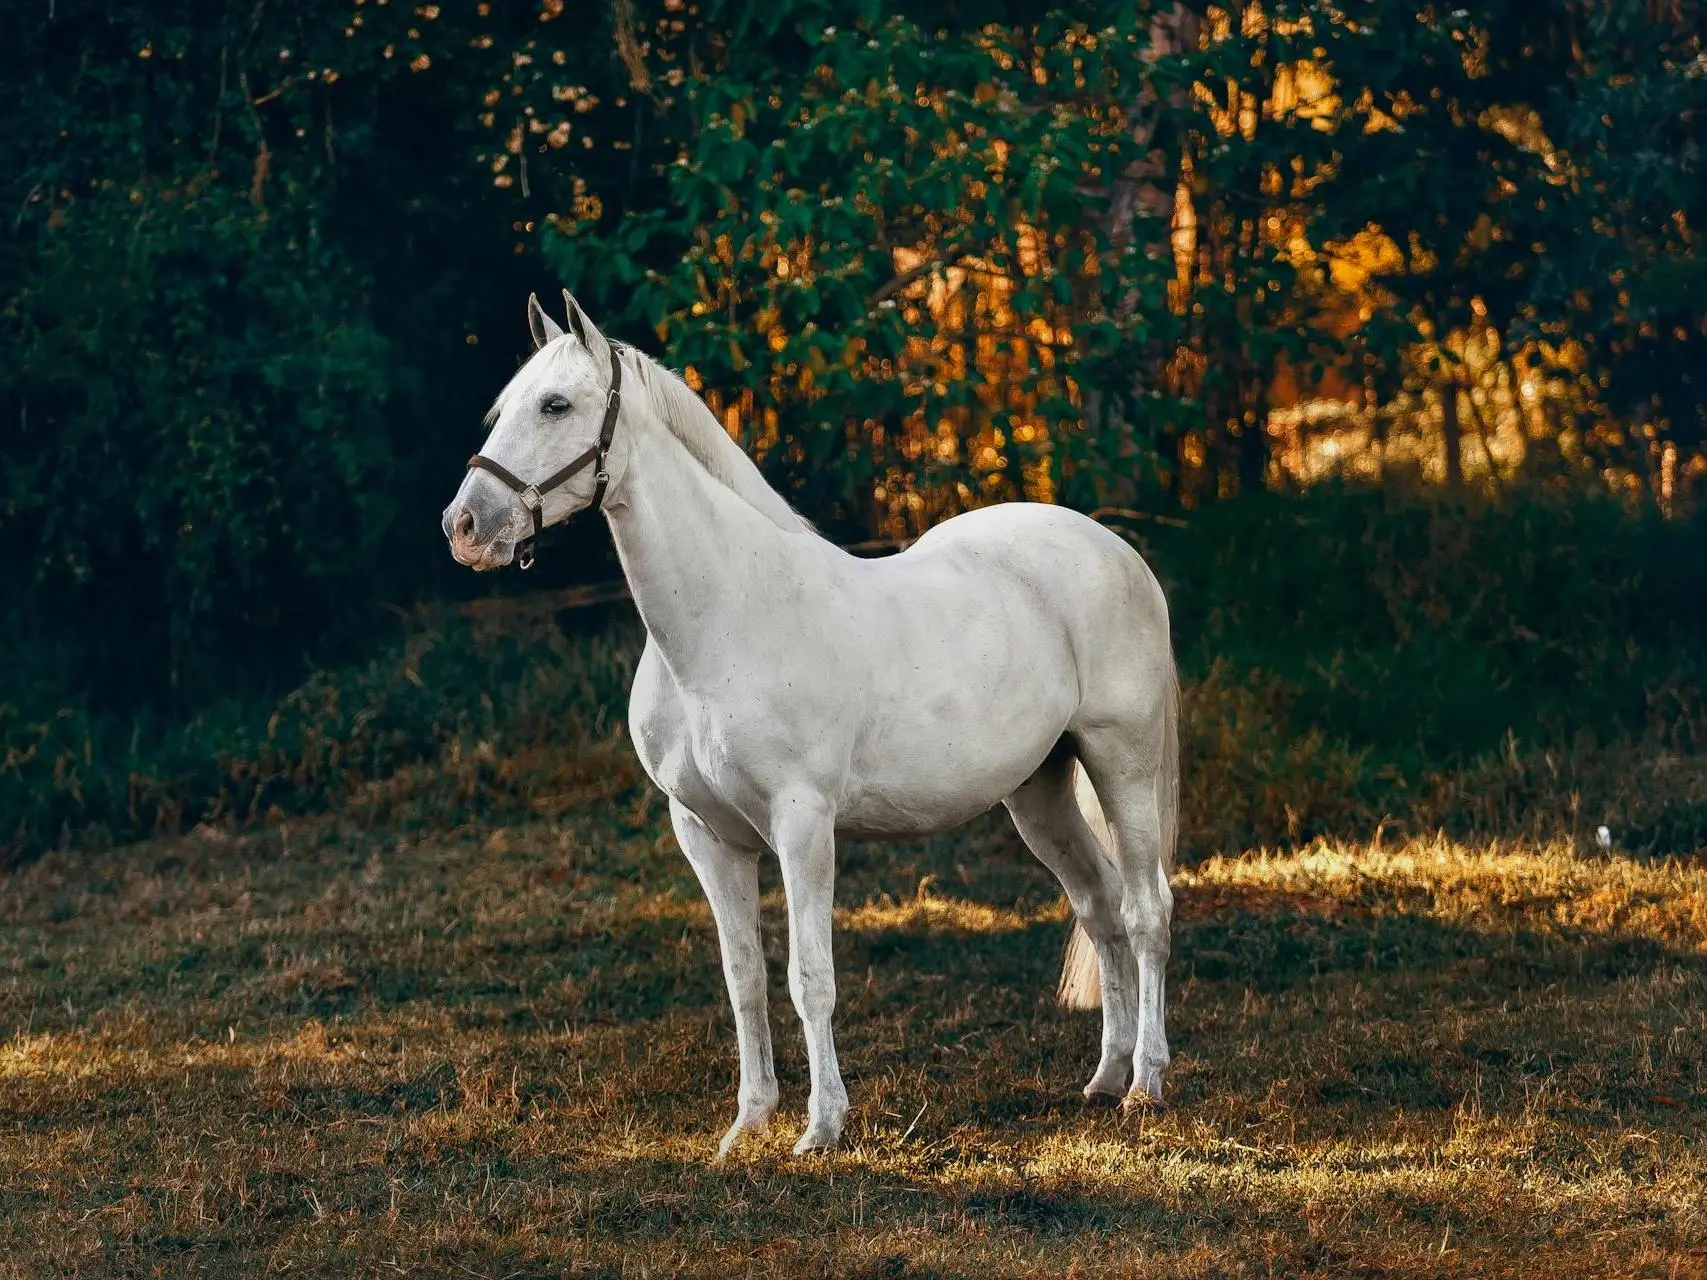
[594,466,610,487]
[519,485,542,511]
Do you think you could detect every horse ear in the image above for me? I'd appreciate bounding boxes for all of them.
[527,293,564,350]
[563,289,611,368]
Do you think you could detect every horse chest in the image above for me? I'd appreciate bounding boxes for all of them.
[629,646,775,848]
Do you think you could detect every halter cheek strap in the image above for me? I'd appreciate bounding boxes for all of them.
[465,343,623,570]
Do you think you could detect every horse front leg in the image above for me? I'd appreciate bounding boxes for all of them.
[770,791,848,1154]
[670,799,779,1160]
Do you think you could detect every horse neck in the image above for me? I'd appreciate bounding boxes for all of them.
[603,407,796,677]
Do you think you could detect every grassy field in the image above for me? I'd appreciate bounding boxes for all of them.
[2,765,1704,1278]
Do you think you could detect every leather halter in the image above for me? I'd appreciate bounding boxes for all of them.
[465,342,623,570]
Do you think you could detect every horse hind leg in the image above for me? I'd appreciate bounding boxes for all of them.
[1005,751,1140,1103]
[1075,699,1177,1109]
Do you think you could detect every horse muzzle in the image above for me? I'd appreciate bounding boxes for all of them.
[443,500,521,571]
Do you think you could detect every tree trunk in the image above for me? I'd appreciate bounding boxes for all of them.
[1441,379,1464,489]
[1238,413,1268,494]
[1106,4,1204,268]
[1079,3,1203,503]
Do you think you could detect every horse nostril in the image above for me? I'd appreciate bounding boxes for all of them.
[454,511,475,541]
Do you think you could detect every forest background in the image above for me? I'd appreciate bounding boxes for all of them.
[1,0,1704,862]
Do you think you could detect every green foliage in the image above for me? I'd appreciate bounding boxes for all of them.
[0,0,1702,761]
[3,179,390,688]
[0,0,581,701]
[550,7,1192,528]
[1157,488,1707,763]
[0,607,642,863]
[1489,2,1707,456]
[546,1,1704,511]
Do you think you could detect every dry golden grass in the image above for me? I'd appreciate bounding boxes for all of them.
[1,787,1704,1277]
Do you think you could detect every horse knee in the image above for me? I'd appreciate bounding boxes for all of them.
[788,961,836,1022]
[1063,888,1121,942]
[731,983,768,1023]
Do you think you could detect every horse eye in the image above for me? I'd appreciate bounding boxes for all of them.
[542,395,571,417]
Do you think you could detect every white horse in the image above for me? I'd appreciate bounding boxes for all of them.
[443,293,1179,1158]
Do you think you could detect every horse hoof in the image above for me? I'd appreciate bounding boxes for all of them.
[715,1107,776,1162]
[791,1124,842,1156]
[1121,1092,1168,1116]
[715,1127,749,1163]
[1082,1090,1123,1111]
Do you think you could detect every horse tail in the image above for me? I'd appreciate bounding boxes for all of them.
[1056,654,1180,1011]
[1158,657,1181,877]
[1055,757,1110,1010]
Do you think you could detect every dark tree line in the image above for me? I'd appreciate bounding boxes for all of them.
[1,0,1702,708]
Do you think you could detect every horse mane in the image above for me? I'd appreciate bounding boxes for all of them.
[623,347,814,534]
[487,336,813,534]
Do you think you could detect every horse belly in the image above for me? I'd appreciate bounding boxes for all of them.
[836,668,1075,840]
[834,736,1062,838]
[833,783,1027,841]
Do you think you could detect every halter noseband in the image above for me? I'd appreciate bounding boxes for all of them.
[465,342,624,570]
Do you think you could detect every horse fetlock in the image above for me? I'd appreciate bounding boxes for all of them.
[714,1093,780,1160]
[800,1079,846,1151]
[739,1088,780,1123]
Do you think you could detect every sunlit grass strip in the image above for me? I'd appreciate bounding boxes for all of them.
[1185,837,1707,951]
